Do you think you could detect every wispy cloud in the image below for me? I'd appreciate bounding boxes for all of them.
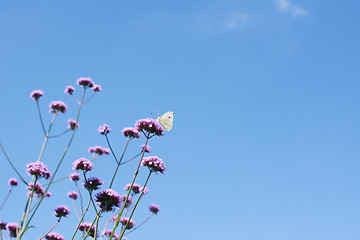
[222,13,251,30]
[277,0,307,17]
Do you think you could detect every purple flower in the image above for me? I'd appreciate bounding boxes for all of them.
[119,194,133,208]
[49,101,67,114]
[27,182,45,196]
[5,223,19,237]
[69,172,80,182]
[30,90,44,101]
[110,214,119,222]
[77,77,94,88]
[83,177,104,191]
[141,144,151,153]
[104,230,119,239]
[26,162,52,180]
[79,222,95,237]
[135,118,164,136]
[44,191,52,198]
[64,85,75,95]
[8,178,18,187]
[141,156,166,174]
[0,221,7,230]
[122,127,140,139]
[45,232,64,240]
[67,119,79,130]
[149,204,160,214]
[95,189,121,212]
[67,191,78,200]
[120,217,135,229]
[88,146,110,156]
[140,186,150,194]
[53,205,70,219]
[124,183,141,194]
[92,84,102,92]
[72,158,93,172]
[98,124,111,135]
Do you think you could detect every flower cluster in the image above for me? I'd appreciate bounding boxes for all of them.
[149,204,160,214]
[67,191,78,200]
[135,118,164,136]
[83,177,104,191]
[49,101,67,114]
[88,146,110,156]
[104,230,119,239]
[122,127,140,139]
[27,182,45,197]
[77,77,94,88]
[72,158,93,172]
[124,183,141,194]
[67,119,79,130]
[141,144,151,153]
[69,172,80,182]
[120,194,133,208]
[64,85,75,95]
[120,217,135,229]
[45,232,64,240]
[141,156,166,174]
[79,222,95,237]
[26,162,52,179]
[140,186,150,194]
[0,221,6,230]
[8,178,18,187]
[30,90,44,101]
[98,124,111,135]
[53,205,70,219]
[95,189,121,212]
[92,84,102,92]
[6,223,19,238]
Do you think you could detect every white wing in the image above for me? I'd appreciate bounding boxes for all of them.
[158,111,174,131]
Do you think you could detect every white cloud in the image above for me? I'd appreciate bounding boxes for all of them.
[222,13,251,30]
[277,0,307,17]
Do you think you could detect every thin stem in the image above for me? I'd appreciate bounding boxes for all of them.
[75,182,84,215]
[37,112,58,162]
[105,134,119,164]
[48,129,70,138]
[37,220,59,240]
[118,171,152,240]
[72,94,80,105]
[82,210,102,239]
[124,213,154,235]
[70,197,92,240]
[36,100,46,136]
[83,92,96,105]
[109,138,130,188]
[120,152,142,166]
[20,177,38,237]
[100,211,118,240]
[73,199,81,221]
[26,88,87,229]
[109,137,149,240]
[0,142,28,185]
[43,174,70,186]
[0,188,12,210]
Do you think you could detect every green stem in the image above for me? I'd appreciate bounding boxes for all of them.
[109,138,130,188]
[37,220,59,240]
[118,171,152,240]
[124,213,154,236]
[70,197,92,240]
[109,137,149,240]
[0,188,12,210]
[36,100,46,136]
[120,152,142,166]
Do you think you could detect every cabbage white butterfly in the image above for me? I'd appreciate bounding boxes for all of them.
[157,111,174,131]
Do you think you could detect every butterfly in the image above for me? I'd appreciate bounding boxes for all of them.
[157,111,174,131]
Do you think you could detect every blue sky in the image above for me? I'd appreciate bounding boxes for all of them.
[0,0,359,239]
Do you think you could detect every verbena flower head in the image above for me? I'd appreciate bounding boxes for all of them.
[44,191,52,198]
[110,214,119,222]
[140,186,150,194]
[67,119,79,130]
[27,182,45,196]
[79,222,95,237]
[141,156,166,174]
[119,217,135,229]
[95,189,121,212]
[77,77,94,88]
[122,127,140,139]
[53,205,70,219]
[8,178,19,187]
[45,232,64,240]
[0,221,7,230]
[135,118,164,136]
[64,86,75,95]
[49,101,67,114]
[124,183,141,194]
[120,194,133,208]
[149,204,160,214]
[6,223,19,238]
[67,191,78,200]
[92,84,102,92]
[141,144,151,153]
[104,230,119,239]
[88,146,110,156]
[72,158,93,172]
[30,90,44,101]
[26,162,52,180]
[69,172,80,182]
[98,124,111,135]
[83,177,104,191]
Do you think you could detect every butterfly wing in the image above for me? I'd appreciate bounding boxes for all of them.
[158,111,174,131]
